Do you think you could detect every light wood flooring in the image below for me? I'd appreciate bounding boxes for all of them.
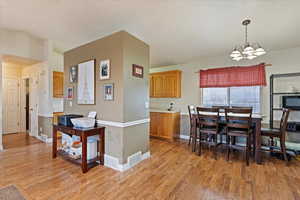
[0,134,300,200]
[2,132,42,149]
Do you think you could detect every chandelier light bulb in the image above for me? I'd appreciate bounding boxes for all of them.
[230,49,241,58]
[242,45,255,55]
[254,47,266,56]
[247,54,257,60]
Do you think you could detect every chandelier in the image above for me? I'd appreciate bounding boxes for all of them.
[230,19,266,61]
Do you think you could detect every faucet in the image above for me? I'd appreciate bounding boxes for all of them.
[167,102,174,111]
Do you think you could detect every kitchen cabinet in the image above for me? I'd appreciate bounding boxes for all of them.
[53,71,64,98]
[150,111,180,140]
[150,70,181,98]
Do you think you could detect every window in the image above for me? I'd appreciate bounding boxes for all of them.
[202,86,261,113]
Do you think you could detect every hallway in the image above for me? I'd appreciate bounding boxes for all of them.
[2,132,41,149]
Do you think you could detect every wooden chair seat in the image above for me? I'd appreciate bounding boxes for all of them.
[200,128,218,135]
[227,129,252,137]
[261,128,281,137]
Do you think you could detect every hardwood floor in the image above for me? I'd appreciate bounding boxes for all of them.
[0,136,300,200]
[2,132,42,149]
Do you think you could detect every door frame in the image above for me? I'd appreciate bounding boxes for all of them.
[20,78,29,133]
[21,75,38,137]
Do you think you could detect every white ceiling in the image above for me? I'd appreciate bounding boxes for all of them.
[1,0,300,67]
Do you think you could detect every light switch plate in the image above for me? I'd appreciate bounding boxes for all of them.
[69,101,73,107]
[145,102,149,109]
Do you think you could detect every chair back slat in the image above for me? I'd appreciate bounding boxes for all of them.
[225,108,252,130]
[188,105,196,127]
[196,107,219,128]
[280,108,290,138]
[212,106,230,113]
[231,106,253,110]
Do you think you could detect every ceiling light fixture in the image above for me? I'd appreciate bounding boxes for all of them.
[230,19,266,61]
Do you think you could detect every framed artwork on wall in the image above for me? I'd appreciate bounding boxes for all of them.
[77,60,95,104]
[67,87,74,100]
[104,83,114,101]
[100,59,110,80]
[132,64,143,78]
[69,65,78,83]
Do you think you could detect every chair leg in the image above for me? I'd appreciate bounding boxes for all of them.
[246,137,250,166]
[192,128,197,152]
[226,136,230,161]
[280,137,289,165]
[188,124,194,146]
[198,132,202,156]
[252,132,256,157]
[270,137,274,152]
[213,135,217,160]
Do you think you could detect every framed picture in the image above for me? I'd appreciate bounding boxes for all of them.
[104,83,114,101]
[132,64,143,78]
[67,87,74,100]
[100,59,110,80]
[69,65,78,83]
[77,60,95,104]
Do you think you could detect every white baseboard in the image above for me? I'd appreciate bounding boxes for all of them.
[104,151,151,172]
[179,135,190,140]
[36,135,53,144]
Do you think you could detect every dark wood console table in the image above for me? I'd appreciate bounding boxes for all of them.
[52,125,105,173]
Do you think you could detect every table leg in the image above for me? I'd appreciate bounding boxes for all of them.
[52,127,57,158]
[82,133,88,173]
[99,130,105,165]
[255,119,262,164]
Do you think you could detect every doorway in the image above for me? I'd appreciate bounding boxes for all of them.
[25,78,30,132]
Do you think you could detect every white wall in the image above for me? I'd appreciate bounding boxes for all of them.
[50,50,64,113]
[150,46,300,123]
[0,29,45,61]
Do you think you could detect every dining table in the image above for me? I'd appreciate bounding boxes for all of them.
[191,112,264,164]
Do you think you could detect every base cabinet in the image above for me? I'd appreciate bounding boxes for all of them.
[150,112,180,140]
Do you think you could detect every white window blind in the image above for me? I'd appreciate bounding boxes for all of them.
[202,86,261,113]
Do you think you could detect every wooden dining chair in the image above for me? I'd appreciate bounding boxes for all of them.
[261,108,290,164]
[196,107,220,157]
[225,108,253,165]
[188,105,197,151]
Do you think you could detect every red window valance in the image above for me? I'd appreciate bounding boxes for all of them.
[199,63,267,88]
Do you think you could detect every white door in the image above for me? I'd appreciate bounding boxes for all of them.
[4,78,20,134]
[29,77,38,137]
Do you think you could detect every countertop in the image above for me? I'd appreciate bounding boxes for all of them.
[149,109,180,114]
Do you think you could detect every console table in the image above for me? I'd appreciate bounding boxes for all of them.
[52,125,105,173]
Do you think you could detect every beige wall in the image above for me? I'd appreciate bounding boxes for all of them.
[123,33,150,122]
[64,31,124,121]
[122,33,150,161]
[64,31,150,164]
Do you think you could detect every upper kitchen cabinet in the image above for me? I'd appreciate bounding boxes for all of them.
[53,71,64,98]
[150,70,181,98]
